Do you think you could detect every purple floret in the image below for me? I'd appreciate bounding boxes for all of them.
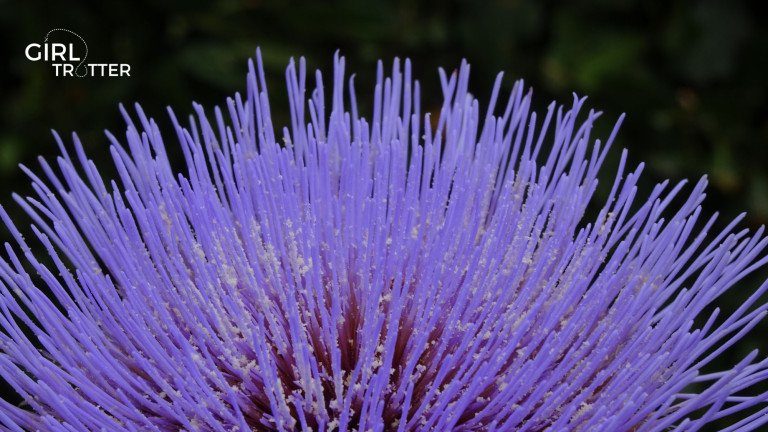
[2,50,768,431]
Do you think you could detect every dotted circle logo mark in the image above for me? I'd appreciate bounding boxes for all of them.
[44,28,88,78]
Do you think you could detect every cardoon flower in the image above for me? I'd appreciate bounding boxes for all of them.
[2,50,768,432]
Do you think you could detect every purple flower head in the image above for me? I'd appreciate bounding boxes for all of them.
[2,50,768,431]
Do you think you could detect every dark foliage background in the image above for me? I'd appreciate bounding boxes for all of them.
[0,0,767,430]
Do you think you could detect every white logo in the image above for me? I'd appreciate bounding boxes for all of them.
[25,28,131,77]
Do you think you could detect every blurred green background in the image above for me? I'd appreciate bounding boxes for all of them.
[1,0,767,430]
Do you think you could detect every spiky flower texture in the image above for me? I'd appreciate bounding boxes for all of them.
[2,51,768,432]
